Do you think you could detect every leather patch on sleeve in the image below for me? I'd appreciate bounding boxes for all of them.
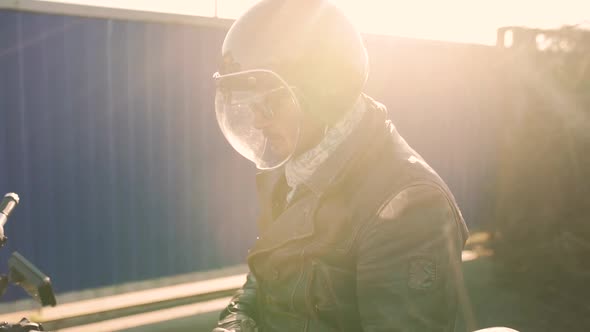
[407,257,437,290]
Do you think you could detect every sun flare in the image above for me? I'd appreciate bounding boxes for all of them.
[41,0,590,45]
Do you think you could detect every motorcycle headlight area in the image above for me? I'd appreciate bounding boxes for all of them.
[214,70,302,170]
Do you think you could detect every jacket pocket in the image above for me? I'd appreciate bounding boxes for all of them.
[306,259,360,331]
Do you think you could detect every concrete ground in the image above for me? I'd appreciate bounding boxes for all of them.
[121,311,218,332]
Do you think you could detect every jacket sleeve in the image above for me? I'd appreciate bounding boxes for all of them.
[355,184,467,332]
[213,272,259,332]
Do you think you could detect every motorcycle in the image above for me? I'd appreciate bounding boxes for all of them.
[0,193,56,331]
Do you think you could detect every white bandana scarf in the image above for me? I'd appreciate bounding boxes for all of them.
[285,97,367,202]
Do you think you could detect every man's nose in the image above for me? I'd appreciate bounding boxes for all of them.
[252,107,273,129]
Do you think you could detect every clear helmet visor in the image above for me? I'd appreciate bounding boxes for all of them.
[214,70,301,170]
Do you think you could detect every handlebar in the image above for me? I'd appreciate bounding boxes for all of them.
[0,193,20,246]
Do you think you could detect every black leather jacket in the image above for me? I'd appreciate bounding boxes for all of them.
[215,96,469,332]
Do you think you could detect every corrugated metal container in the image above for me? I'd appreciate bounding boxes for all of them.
[0,1,504,298]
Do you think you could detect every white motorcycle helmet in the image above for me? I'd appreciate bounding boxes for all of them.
[213,0,369,170]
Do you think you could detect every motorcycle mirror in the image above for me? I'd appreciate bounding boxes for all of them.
[8,252,56,307]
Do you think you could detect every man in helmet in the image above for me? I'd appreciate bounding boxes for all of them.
[212,0,469,331]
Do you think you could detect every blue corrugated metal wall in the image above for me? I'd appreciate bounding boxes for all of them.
[0,10,259,299]
[0,9,502,298]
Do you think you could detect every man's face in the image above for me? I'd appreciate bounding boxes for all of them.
[214,70,326,169]
[251,91,300,158]
[251,91,324,160]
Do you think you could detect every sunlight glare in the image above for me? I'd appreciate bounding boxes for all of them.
[40,0,590,45]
